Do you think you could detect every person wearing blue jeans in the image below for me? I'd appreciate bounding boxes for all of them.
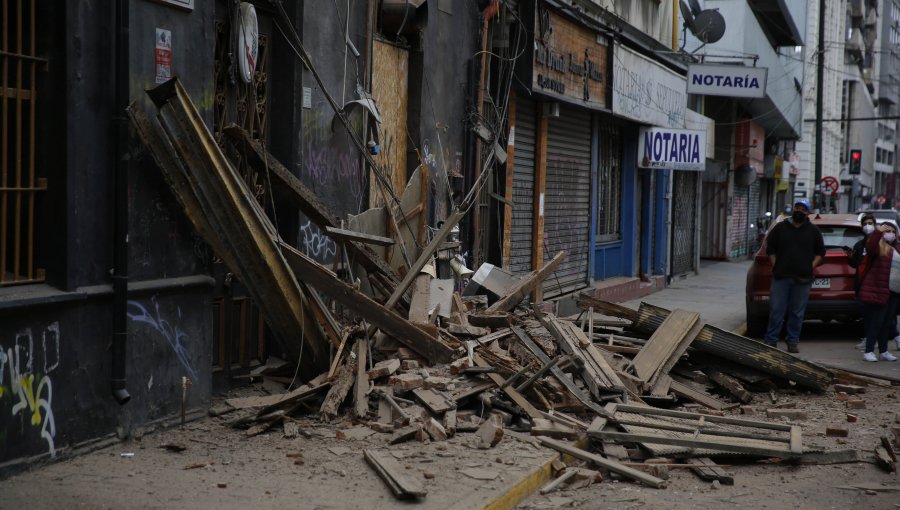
[763,199,825,353]
[765,277,813,350]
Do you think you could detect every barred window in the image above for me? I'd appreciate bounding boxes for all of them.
[596,124,622,242]
[2,0,46,286]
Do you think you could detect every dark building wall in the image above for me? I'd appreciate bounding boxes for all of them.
[1,0,215,470]
[296,1,371,265]
[409,3,480,224]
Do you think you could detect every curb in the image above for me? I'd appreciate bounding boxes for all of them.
[475,438,588,510]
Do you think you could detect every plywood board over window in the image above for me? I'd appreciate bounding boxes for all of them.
[370,39,409,210]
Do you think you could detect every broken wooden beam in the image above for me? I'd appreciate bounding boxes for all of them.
[325,226,395,246]
[536,436,667,489]
[631,309,702,390]
[353,339,369,420]
[687,458,734,485]
[472,353,542,421]
[279,241,456,363]
[486,251,566,313]
[320,363,356,420]
[364,449,427,499]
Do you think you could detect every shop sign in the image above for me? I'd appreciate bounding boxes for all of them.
[612,43,686,128]
[637,127,706,171]
[687,64,767,98]
[531,8,608,109]
[155,28,172,84]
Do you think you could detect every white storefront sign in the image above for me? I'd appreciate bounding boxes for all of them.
[637,127,706,171]
[687,64,767,99]
[612,43,686,128]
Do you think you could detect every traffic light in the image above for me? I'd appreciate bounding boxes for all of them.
[849,149,862,175]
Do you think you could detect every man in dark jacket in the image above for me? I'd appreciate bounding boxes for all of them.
[764,199,825,353]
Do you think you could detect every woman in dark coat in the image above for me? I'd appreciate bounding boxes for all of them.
[857,222,900,362]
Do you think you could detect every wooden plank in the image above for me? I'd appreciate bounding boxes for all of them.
[612,403,793,432]
[300,281,343,349]
[328,330,352,379]
[536,314,626,396]
[510,326,610,417]
[325,226,395,246]
[707,369,753,404]
[448,381,494,404]
[364,449,427,499]
[790,426,802,454]
[687,458,734,485]
[540,469,578,495]
[590,430,799,458]
[320,363,356,420]
[502,95,516,270]
[631,309,700,383]
[451,293,470,326]
[412,388,455,415]
[224,382,328,410]
[537,437,667,489]
[486,251,567,313]
[670,379,736,411]
[279,241,456,363]
[531,113,549,303]
[468,313,511,328]
[472,353,542,420]
[354,339,369,420]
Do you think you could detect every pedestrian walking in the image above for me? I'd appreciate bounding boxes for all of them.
[763,199,825,353]
[856,223,900,362]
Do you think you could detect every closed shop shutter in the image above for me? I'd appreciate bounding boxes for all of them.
[730,184,750,259]
[509,94,536,275]
[671,171,698,276]
[748,179,761,252]
[543,104,592,298]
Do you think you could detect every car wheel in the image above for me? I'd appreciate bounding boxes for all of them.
[745,300,767,338]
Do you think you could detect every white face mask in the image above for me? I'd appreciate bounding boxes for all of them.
[863,224,875,235]
[884,233,896,243]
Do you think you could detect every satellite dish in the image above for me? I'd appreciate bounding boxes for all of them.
[236,2,258,84]
[679,0,726,45]
[692,9,726,44]
[679,0,696,33]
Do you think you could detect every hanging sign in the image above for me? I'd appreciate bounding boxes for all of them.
[155,28,172,84]
[687,64,767,99]
[637,126,706,171]
[612,43,686,128]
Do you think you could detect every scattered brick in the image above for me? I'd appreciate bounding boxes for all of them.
[424,376,452,391]
[834,384,866,395]
[740,405,758,415]
[449,357,472,374]
[846,399,866,409]
[401,360,420,370]
[826,425,849,437]
[835,392,850,401]
[476,414,505,449]
[846,413,858,423]
[389,373,424,391]
[367,359,401,379]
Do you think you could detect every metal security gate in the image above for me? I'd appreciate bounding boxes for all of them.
[748,179,761,253]
[543,104,591,298]
[509,94,536,275]
[730,184,750,259]
[671,171,698,276]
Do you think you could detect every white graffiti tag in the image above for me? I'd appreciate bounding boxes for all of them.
[127,298,199,381]
[299,220,337,262]
[0,323,59,457]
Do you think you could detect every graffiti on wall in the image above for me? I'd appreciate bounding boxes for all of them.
[299,111,366,211]
[299,219,337,262]
[0,322,59,457]
[127,298,199,381]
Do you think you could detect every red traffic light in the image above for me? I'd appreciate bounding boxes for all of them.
[851,151,861,160]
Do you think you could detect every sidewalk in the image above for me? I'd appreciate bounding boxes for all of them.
[620,258,900,381]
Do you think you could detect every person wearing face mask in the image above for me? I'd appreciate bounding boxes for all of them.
[856,223,900,362]
[763,199,825,353]
[849,214,900,350]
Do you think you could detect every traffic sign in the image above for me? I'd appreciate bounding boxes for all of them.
[876,195,886,205]
[821,176,839,194]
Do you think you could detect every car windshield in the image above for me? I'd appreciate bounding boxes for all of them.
[818,226,863,249]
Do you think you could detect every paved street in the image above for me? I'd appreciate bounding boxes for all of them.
[624,259,900,381]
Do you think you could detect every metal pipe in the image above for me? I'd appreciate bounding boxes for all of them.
[111,0,131,405]
[814,0,824,206]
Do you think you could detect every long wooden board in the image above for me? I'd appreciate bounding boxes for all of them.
[536,437,666,489]
[472,353,542,420]
[632,309,700,384]
[364,449,427,499]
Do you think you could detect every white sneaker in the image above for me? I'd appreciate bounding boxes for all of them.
[855,339,867,350]
[863,352,878,362]
[880,351,898,361]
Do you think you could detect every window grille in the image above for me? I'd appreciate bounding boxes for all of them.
[596,124,622,242]
[2,0,46,287]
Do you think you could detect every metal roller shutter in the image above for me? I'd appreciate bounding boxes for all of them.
[543,104,591,298]
[510,94,536,275]
[671,171,698,276]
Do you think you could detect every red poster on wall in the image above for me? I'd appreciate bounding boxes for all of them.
[155,28,172,84]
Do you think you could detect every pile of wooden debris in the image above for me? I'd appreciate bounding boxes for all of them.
[130,79,894,501]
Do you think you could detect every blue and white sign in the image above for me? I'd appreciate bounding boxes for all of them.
[687,64,767,99]
[637,127,706,171]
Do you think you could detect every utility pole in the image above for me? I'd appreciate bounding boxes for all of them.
[814,0,825,209]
